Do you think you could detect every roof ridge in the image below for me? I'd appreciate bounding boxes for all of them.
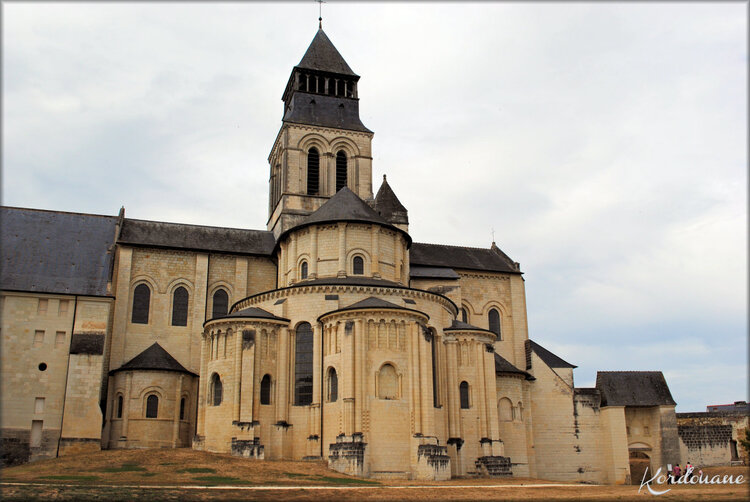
[1,205,118,219]
[413,242,495,251]
[123,217,271,234]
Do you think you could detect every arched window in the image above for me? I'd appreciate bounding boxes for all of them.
[131,284,150,324]
[300,261,308,280]
[352,256,364,275]
[212,290,229,318]
[172,286,189,326]
[499,397,513,421]
[179,397,186,420]
[517,401,524,421]
[116,395,123,419]
[307,148,319,195]
[335,151,347,191]
[460,308,468,323]
[210,374,222,406]
[459,381,470,409]
[145,394,158,418]
[488,308,501,339]
[327,367,338,402]
[430,332,440,407]
[260,374,272,405]
[294,323,313,406]
[378,364,398,400]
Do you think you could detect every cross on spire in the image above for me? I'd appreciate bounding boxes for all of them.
[316,0,326,28]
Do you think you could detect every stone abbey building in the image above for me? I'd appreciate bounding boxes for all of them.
[1,27,682,483]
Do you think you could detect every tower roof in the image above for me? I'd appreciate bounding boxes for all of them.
[297,28,358,76]
[277,188,411,247]
[374,175,408,225]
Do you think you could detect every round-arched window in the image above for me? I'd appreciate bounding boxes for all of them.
[300,261,308,280]
[352,256,364,275]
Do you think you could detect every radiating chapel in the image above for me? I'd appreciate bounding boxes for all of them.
[0,27,682,483]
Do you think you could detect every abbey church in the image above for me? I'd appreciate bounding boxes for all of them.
[1,27,682,483]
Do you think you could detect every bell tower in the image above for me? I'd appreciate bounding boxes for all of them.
[267,28,374,237]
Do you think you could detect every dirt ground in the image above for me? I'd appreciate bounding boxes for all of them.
[1,449,747,501]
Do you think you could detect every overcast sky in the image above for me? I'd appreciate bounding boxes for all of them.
[3,2,746,412]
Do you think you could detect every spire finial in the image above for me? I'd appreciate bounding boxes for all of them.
[383,174,387,181]
[491,227,495,245]
[317,0,325,28]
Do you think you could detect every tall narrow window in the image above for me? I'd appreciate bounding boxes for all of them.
[327,367,338,402]
[116,395,123,419]
[307,148,319,195]
[211,374,223,406]
[459,381,470,409]
[300,261,308,280]
[146,395,159,418]
[260,374,272,405]
[172,286,189,326]
[335,151,347,191]
[461,308,468,323]
[132,284,150,324]
[431,333,440,407]
[352,256,364,275]
[179,397,186,420]
[212,290,228,318]
[294,323,313,405]
[488,309,501,339]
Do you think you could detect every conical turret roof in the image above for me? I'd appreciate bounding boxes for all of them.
[297,28,357,76]
[374,175,408,224]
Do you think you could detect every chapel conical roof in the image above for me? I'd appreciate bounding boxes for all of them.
[302,187,387,227]
[297,28,358,76]
[374,175,408,224]
[110,342,196,375]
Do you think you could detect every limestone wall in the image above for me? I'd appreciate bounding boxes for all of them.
[677,412,748,465]
[0,293,112,463]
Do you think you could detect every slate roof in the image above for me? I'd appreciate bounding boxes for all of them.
[410,242,520,274]
[280,188,410,244]
[596,371,676,407]
[0,207,117,296]
[297,28,357,76]
[213,306,288,323]
[526,339,577,369]
[344,296,403,310]
[444,319,493,333]
[494,353,533,379]
[283,92,372,133]
[111,343,196,376]
[118,218,275,256]
[320,296,428,320]
[410,266,460,280]
[373,175,408,225]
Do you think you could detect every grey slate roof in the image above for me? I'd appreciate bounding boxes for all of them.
[494,353,533,379]
[596,371,676,407]
[281,188,410,244]
[118,218,275,256]
[410,266,460,280]
[214,306,288,322]
[444,319,493,333]
[320,295,428,320]
[374,176,408,224]
[345,296,403,310]
[297,28,357,76]
[0,207,117,296]
[410,242,520,274]
[526,339,577,369]
[111,343,196,376]
[283,92,372,133]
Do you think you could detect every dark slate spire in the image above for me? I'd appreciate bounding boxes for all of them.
[374,175,408,225]
[297,28,357,76]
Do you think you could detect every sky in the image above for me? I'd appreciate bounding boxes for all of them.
[3,2,747,412]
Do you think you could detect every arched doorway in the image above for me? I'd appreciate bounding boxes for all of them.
[629,450,651,485]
